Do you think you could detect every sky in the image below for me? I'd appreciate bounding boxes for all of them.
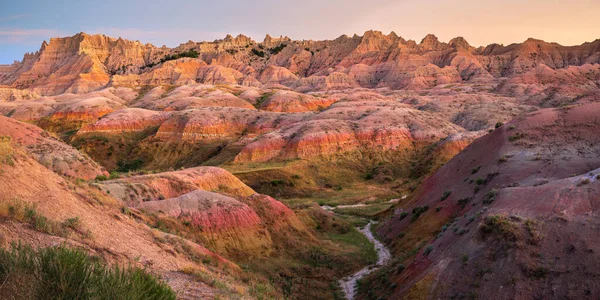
[1,0,599,64]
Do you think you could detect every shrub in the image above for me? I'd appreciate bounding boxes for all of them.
[440,191,452,201]
[577,178,591,186]
[423,245,433,256]
[471,166,481,174]
[508,132,526,142]
[62,217,81,231]
[0,244,175,299]
[480,215,520,243]
[270,179,285,186]
[495,122,504,128]
[457,197,472,208]
[251,48,265,57]
[116,159,144,173]
[95,175,109,181]
[0,136,14,166]
[398,211,409,220]
[411,206,429,222]
[159,50,198,63]
[396,264,405,273]
[483,189,499,204]
[268,43,287,54]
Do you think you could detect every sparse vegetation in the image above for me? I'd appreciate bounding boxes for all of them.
[480,214,520,243]
[577,178,591,186]
[483,188,499,204]
[457,197,472,208]
[268,43,287,55]
[399,211,409,220]
[0,243,175,299]
[411,206,429,222]
[254,92,273,108]
[144,50,199,68]
[251,48,266,57]
[508,132,526,142]
[116,158,144,173]
[0,136,14,166]
[1,199,66,237]
[423,245,433,256]
[440,190,452,201]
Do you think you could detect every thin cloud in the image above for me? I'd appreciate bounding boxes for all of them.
[0,28,65,43]
[0,14,30,23]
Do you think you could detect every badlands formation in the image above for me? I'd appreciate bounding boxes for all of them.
[0,30,600,299]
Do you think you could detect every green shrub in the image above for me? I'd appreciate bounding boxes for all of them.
[411,206,429,222]
[251,48,265,57]
[95,175,109,181]
[508,132,525,142]
[423,245,433,256]
[457,197,472,208]
[440,190,452,201]
[116,159,144,173]
[480,215,520,243]
[483,189,499,204]
[268,43,287,54]
[398,211,409,220]
[0,244,175,299]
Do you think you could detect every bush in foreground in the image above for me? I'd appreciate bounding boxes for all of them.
[0,243,175,300]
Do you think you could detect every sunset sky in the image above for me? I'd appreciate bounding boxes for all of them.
[1,0,599,64]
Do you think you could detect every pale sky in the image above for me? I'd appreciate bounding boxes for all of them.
[1,0,599,64]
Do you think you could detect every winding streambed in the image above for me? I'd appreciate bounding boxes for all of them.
[339,221,391,300]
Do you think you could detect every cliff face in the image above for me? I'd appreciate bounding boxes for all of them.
[3,33,167,95]
[2,31,599,95]
[371,103,600,299]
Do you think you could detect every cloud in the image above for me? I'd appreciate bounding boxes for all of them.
[0,14,30,23]
[0,28,65,44]
[83,27,231,47]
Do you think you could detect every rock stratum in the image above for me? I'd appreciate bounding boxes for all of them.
[0,31,598,97]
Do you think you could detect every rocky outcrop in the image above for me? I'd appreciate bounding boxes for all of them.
[0,116,106,179]
[257,66,298,86]
[78,108,171,133]
[259,90,337,112]
[0,87,40,102]
[133,84,255,111]
[3,31,598,95]
[235,100,465,163]
[154,107,311,141]
[99,166,255,204]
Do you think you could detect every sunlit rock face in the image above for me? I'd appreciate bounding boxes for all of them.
[2,31,598,95]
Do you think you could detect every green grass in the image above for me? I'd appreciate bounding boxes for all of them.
[0,243,175,300]
[334,203,393,219]
[323,227,377,265]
